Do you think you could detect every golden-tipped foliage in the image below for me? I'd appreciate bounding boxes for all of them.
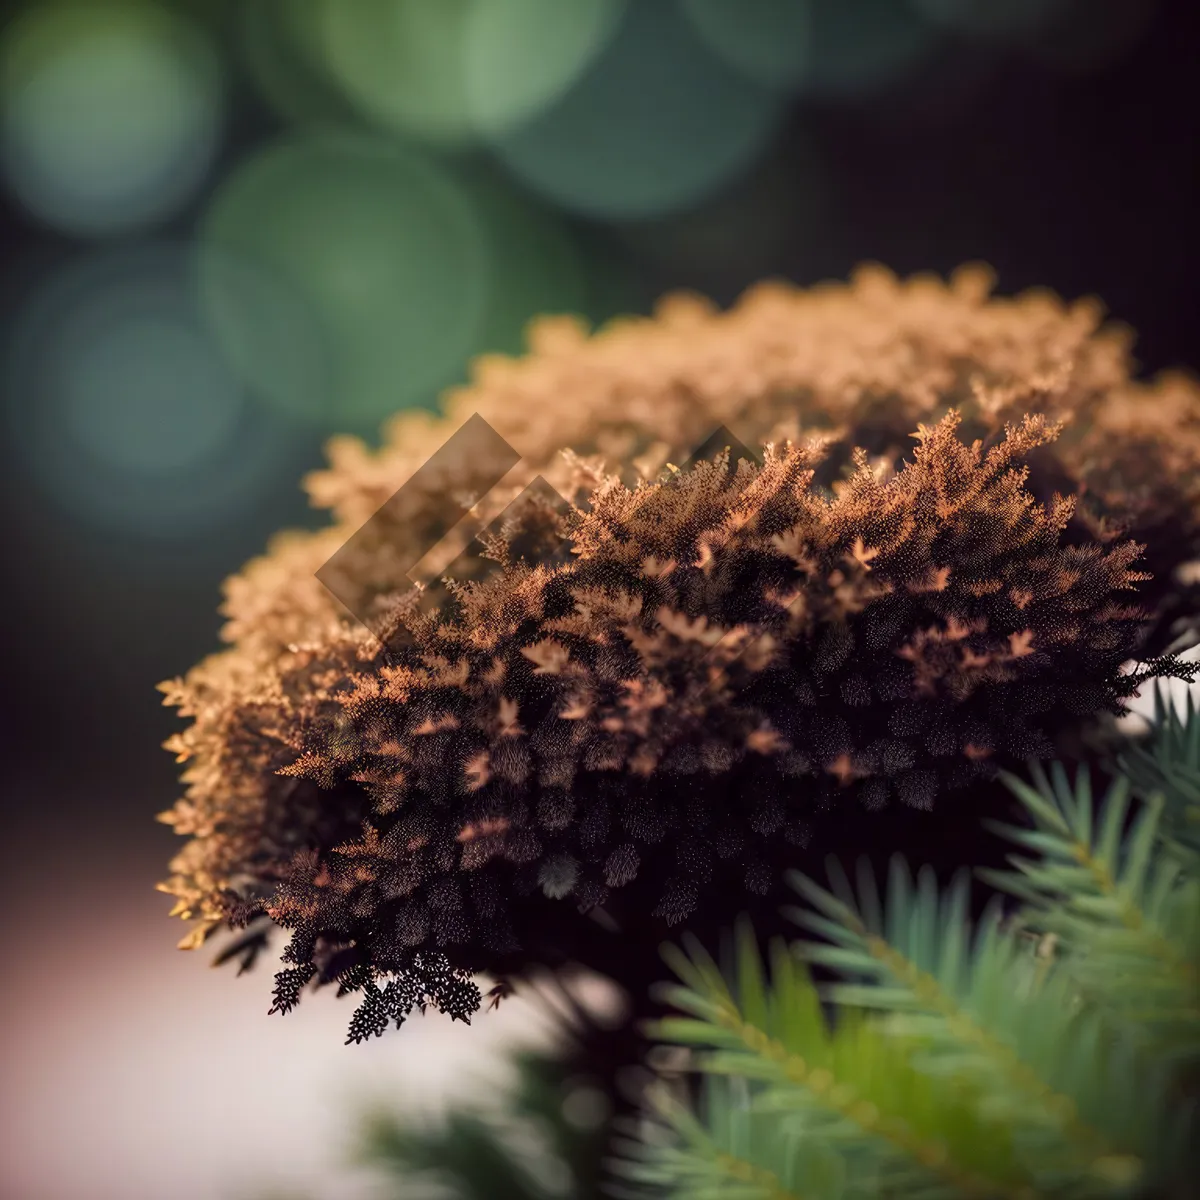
[157,267,1200,1034]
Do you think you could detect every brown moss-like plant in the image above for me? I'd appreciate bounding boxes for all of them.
[158,266,1200,1040]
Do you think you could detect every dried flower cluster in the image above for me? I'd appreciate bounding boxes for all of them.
[158,266,1200,1038]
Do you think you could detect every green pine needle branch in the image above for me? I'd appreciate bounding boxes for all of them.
[608,685,1200,1200]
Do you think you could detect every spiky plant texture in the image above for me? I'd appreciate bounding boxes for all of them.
[611,695,1200,1199]
[157,268,1200,1039]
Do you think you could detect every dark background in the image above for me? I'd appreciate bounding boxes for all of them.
[0,2,1196,1197]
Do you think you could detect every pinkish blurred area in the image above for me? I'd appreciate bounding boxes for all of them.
[0,843,618,1200]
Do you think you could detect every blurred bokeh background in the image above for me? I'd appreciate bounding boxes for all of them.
[0,2,1197,1197]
